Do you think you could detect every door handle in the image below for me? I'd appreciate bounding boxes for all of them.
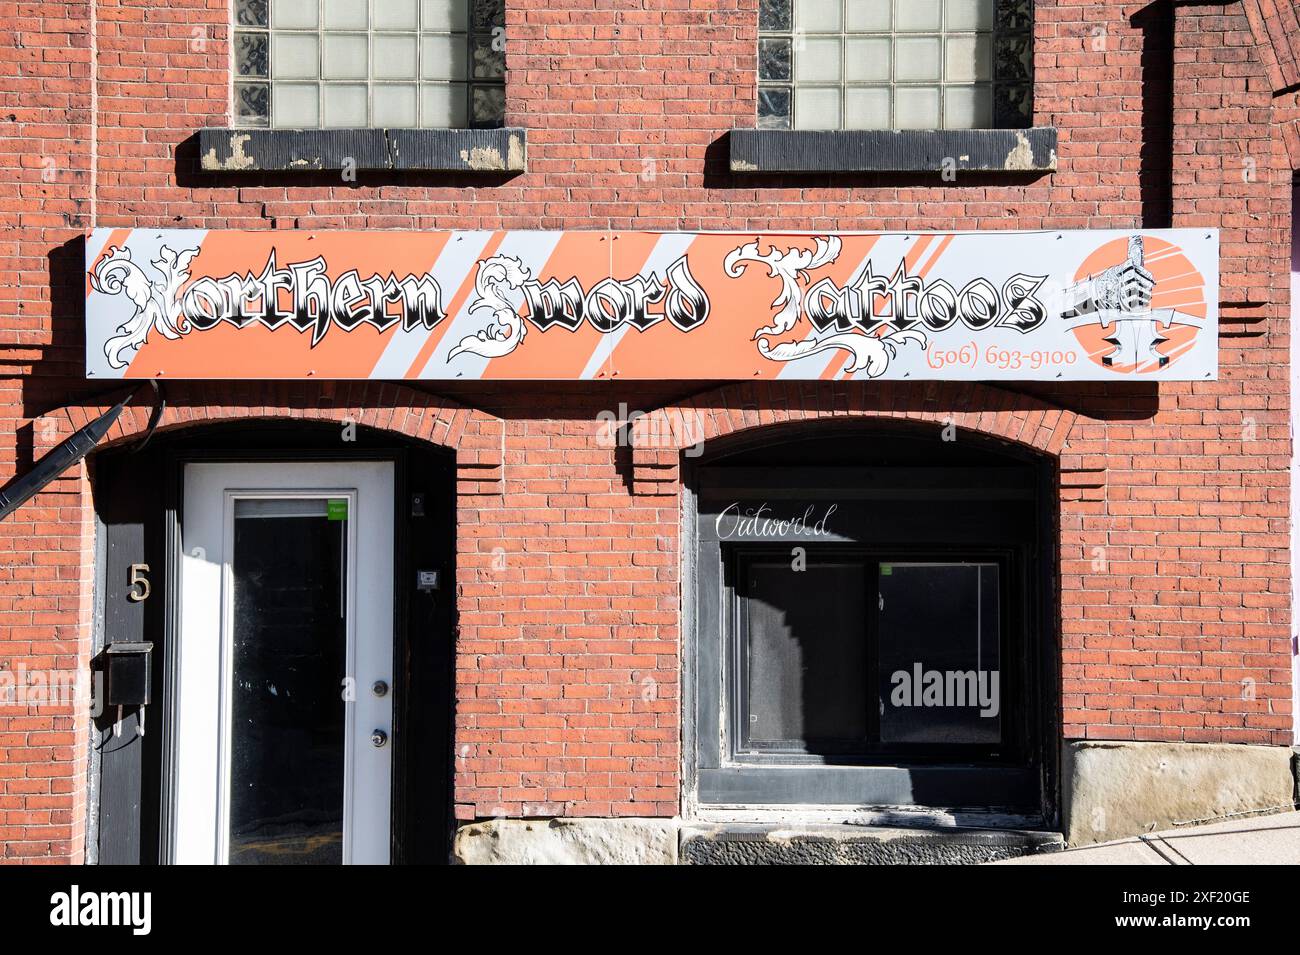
[371,729,388,748]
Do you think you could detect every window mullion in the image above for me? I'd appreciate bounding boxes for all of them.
[866,560,881,748]
[946,3,951,129]
[366,0,373,127]
[317,0,325,130]
[841,0,847,131]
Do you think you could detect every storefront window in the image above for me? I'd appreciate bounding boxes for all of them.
[876,562,1001,745]
[739,558,871,752]
[692,428,1052,817]
[734,556,1003,757]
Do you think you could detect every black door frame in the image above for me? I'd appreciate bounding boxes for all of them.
[87,422,456,864]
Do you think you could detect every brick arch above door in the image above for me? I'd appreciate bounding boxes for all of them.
[627,381,1085,496]
[1230,0,1300,168]
[33,381,506,496]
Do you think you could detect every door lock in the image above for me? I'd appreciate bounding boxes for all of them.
[371,729,388,748]
[372,680,388,697]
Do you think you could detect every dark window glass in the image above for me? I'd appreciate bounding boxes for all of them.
[236,0,268,28]
[228,498,347,865]
[741,560,868,751]
[473,0,504,31]
[235,83,270,127]
[732,552,1007,760]
[759,0,792,33]
[471,85,505,126]
[758,87,792,129]
[878,563,1001,745]
[236,32,269,78]
[759,38,791,81]
[473,35,505,78]
[468,1,506,127]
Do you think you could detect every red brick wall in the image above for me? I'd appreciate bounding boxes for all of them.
[0,1,1295,860]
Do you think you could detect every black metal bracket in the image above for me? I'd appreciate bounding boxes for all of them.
[130,381,166,455]
[0,383,165,522]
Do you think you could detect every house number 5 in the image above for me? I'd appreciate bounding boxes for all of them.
[127,564,151,602]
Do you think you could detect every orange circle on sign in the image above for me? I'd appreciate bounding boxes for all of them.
[1069,235,1207,374]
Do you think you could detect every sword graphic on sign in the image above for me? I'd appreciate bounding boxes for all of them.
[1059,235,1205,369]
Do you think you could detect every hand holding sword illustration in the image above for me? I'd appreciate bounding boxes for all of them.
[1059,234,1204,369]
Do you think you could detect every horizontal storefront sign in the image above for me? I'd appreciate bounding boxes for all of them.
[84,228,1218,381]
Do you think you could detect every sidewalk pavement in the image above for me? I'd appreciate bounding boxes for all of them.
[993,811,1300,865]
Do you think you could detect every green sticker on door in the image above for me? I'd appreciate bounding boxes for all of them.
[327,499,349,521]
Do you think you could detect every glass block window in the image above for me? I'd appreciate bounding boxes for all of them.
[233,0,506,129]
[757,0,1033,131]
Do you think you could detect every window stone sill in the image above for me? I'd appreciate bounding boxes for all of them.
[728,127,1057,174]
[197,127,527,173]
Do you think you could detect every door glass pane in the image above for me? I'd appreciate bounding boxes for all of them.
[878,563,1001,745]
[229,497,348,865]
[742,560,868,751]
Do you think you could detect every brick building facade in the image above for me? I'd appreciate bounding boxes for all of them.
[2,0,1298,864]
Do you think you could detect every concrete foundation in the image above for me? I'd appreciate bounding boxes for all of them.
[452,818,678,865]
[679,824,1062,865]
[451,742,1298,863]
[1063,740,1296,846]
[452,817,1062,865]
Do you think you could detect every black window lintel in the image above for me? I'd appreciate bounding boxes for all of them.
[729,127,1057,174]
[198,127,527,174]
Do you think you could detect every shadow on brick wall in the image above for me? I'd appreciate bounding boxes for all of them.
[17,238,138,471]
[1133,0,1175,228]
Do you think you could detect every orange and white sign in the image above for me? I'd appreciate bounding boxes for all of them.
[85,228,1218,381]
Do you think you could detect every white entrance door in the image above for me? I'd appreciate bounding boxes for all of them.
[172,462,394,865]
